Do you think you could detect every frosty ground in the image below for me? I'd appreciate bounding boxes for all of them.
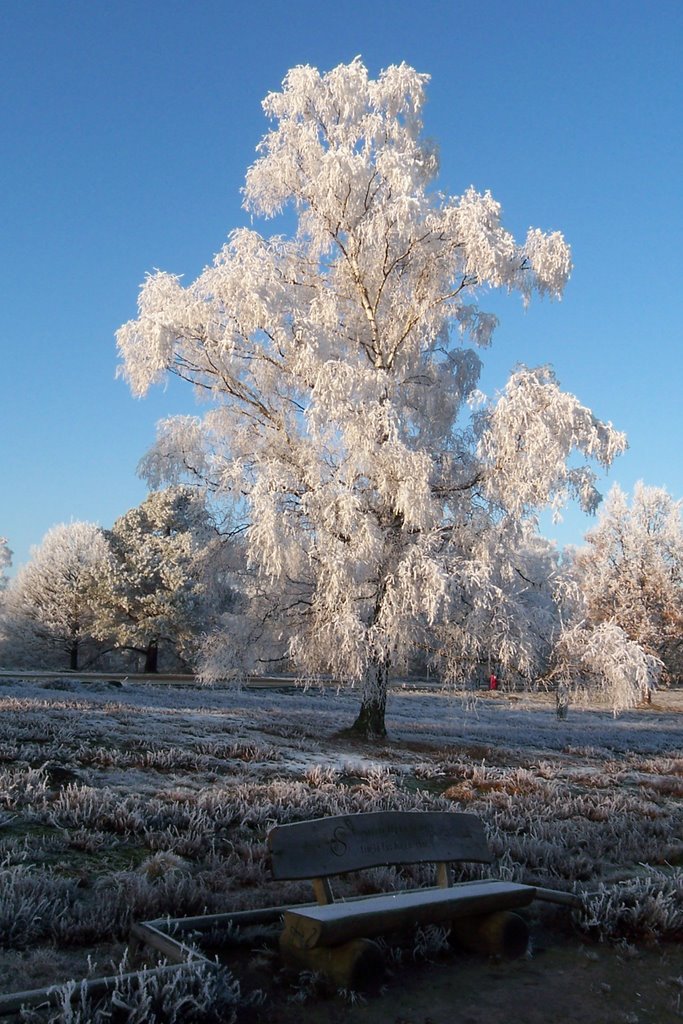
[0,677,680,1022]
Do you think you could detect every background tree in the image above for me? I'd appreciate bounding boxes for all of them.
[93,486,215,672]
[545,620,661,715]
[571,482,683,684]
[0,538,12,658]
[430,526,564,689]
[0,538,10,591]
[117,60,625,735]
[0,522,108,670]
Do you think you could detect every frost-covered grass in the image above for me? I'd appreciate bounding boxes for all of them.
[16,953,250,1024]
[0,678,680,1016]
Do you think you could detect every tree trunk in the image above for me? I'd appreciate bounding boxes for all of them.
[556,682,569,720]
[144,640,159,674]
[349,656,389,739]
[69,641,79,671]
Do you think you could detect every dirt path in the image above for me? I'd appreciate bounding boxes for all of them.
[261,940,683,1024]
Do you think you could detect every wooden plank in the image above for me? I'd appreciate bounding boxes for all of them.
[269,812,493,880]
[130,923,212,965]
[143,905,294,931]
[0,964,202,1017]
[282,880,536,948]
[533,886,584,908]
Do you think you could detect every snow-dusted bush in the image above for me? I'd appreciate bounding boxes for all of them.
[578,869,683,944]
[0,765,50,809]
[0,862,77,948]
[18,957,246,1024]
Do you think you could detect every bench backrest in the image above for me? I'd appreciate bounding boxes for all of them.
[268,811,493,881]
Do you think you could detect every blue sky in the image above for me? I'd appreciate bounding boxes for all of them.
[1,0,681,573]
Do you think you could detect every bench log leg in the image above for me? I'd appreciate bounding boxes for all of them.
[279,927,384,991]
[450,910,529,959]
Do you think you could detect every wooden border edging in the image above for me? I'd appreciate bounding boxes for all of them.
[0,905,290,1017]
[0,887,584,1015]
[143,903,306,932]
[534,887,583,908]
[0,906,290,1017]
[0,962,209,1017]
[130,922,213,965]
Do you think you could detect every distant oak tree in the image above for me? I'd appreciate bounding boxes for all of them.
[92,487,215,673]
[117,60,625,736]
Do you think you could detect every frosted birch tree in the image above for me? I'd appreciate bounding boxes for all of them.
[545,620,662,715]
[0,522,108,670]
[117,60,625,736]
[571,482,683,684]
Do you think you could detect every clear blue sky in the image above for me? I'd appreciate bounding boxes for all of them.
[2,0,681,573]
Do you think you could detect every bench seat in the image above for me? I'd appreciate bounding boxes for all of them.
[283,879,536,948]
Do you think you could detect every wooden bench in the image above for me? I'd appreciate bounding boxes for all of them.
[268,810,553,989]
